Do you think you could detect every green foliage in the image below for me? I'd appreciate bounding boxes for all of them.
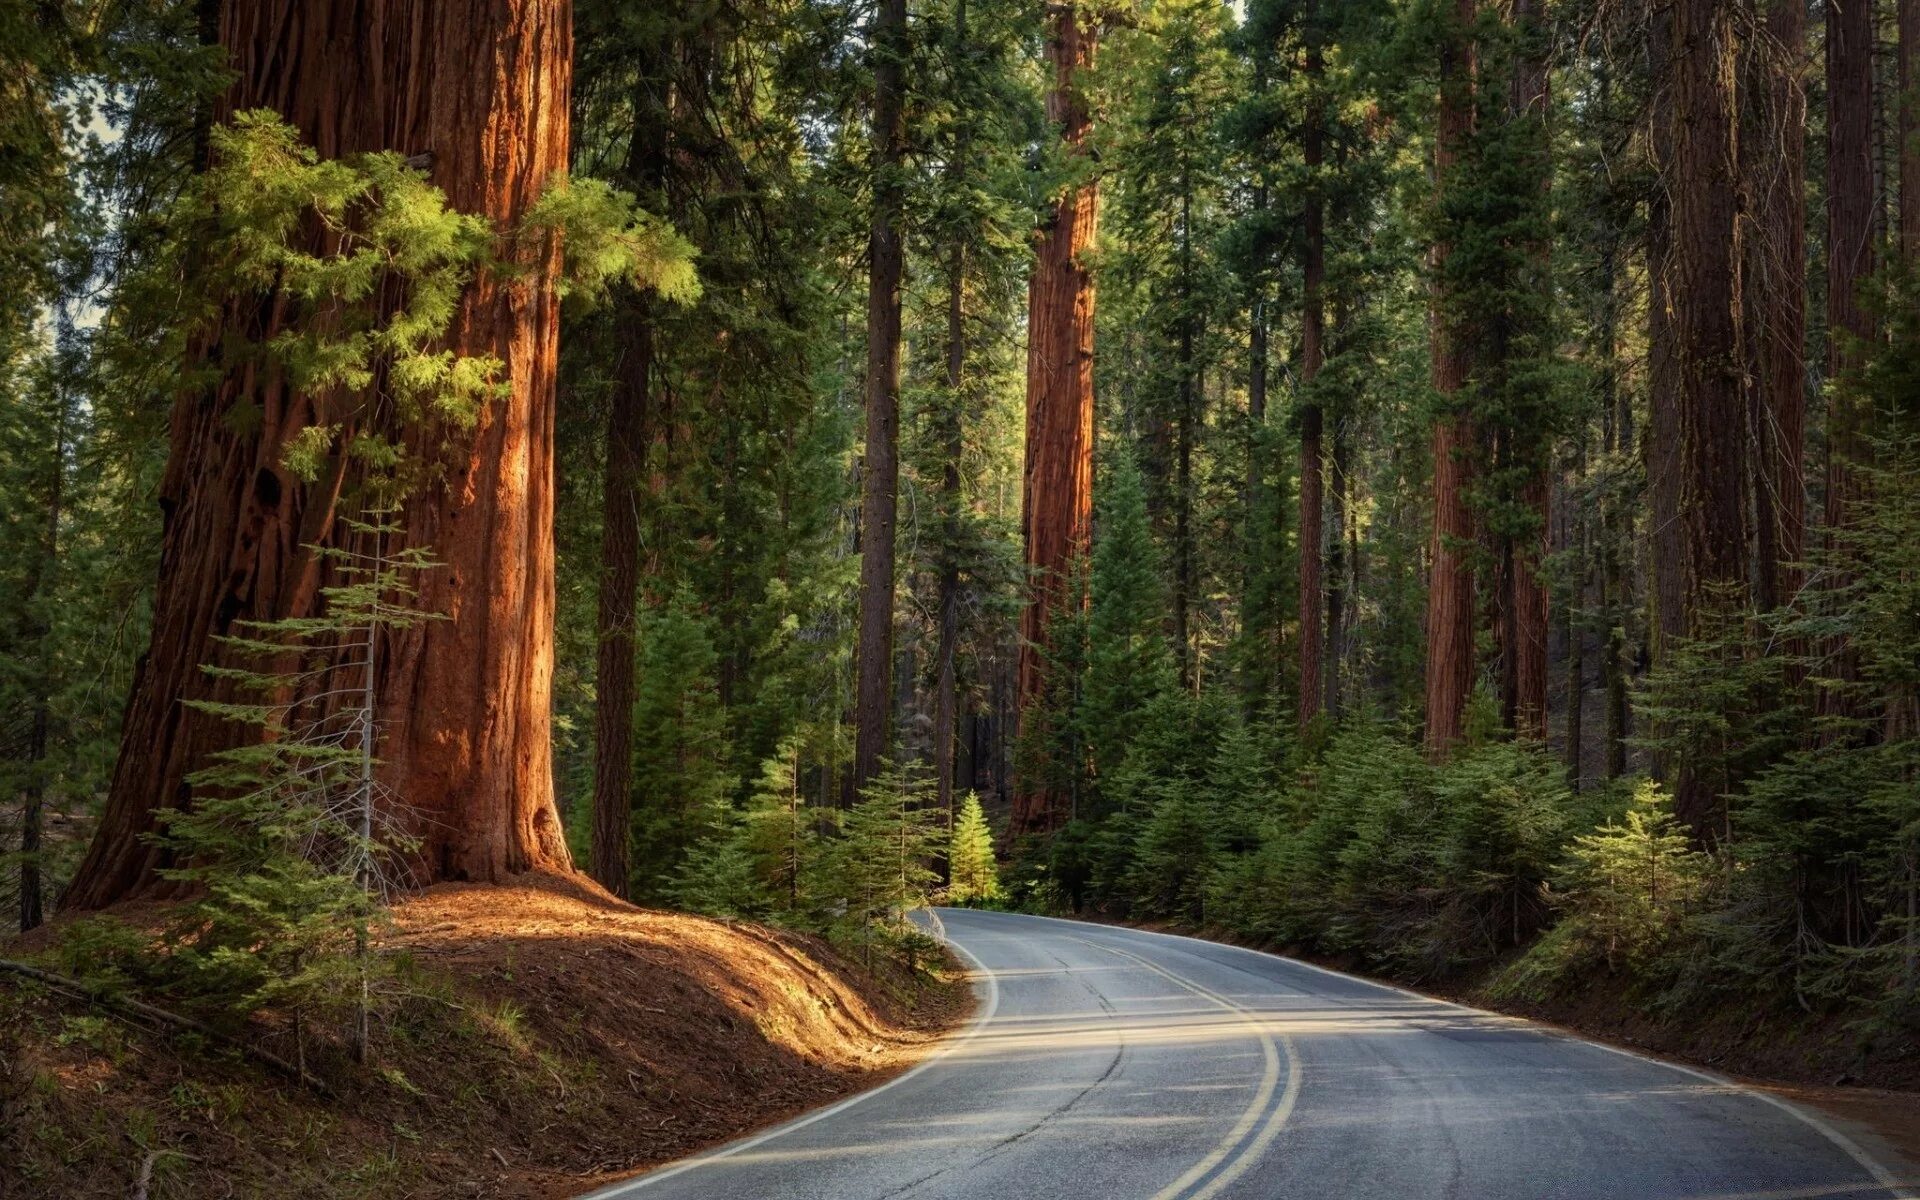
[629,591,737,902]
[1560,782,1707,972]
[946,792,1001,906]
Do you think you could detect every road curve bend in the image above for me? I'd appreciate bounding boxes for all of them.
[584,908,1917,1200]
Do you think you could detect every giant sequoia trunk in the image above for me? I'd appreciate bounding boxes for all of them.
[1297,15,1327,732]
[1646,16,1687,670]
[1423,0,1476,759]
[1670,0,1750,840]
[62,0,576,909]
[1012,4,1099,836]
[853,0,910,796]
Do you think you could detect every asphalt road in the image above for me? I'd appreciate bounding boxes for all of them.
[586,908,1916,1200]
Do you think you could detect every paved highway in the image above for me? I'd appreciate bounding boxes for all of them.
[586,908,1915,1200]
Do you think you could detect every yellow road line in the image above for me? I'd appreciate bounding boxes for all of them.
[1070,937,1303,1200]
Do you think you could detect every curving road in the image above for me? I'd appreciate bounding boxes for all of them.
[586,908,1916,1200]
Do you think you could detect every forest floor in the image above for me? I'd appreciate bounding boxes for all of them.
[1091,913,1920,1172]
[0,872,973,1200]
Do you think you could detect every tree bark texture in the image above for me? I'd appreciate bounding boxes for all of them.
[63,0,576,909]
[1013,3,1099,836]
[1646,14,1687,669]
[1747,0,1806,613]
[852,0,909,797]
[1424,0,1476,760]
[1671,0,1750,839]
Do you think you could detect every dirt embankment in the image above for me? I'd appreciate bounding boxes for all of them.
[1,873,972,1199]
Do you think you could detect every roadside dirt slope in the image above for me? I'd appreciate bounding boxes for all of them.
[1,872,971,1199]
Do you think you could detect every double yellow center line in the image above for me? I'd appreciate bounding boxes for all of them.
[1069,937,1303,1200]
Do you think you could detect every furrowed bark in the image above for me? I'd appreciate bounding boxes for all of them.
[63,0,576,908]
[1423,0,1476,760]
[1013,3,1099,836]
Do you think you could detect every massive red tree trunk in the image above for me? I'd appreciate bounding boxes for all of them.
[1012,3,1099,836]
[1670,0,1750,840]
[1298,11,1327,732]
[62,0,576,909]
[1423,0,1476,760]
[852,0,909,796]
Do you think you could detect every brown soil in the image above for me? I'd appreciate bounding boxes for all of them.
[0,872,972,1200]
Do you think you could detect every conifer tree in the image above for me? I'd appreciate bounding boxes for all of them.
[947,792,1001,904]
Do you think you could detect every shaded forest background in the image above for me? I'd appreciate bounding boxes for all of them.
[3,0,1920,1065]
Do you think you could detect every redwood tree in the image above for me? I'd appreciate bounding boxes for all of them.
[852,0,910,796]
[63,0,577,908]
[1669,0,1750,838]
[1424,0,1476,759]
[1013,2,1100,835]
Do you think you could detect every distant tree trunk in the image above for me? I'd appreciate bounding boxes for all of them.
[1424,0,1476,759]
[1749,0,1806,613]
[1501,0,1551,741]
[1903,0,1919,257]
[1564,507,1585,788]
[1326,406,1349,718]
[1013,3,1099,836]
[62,0,576,909]
[592,62,670,900]
[17,391,66,932]
[935,237,967,818]
[1174,178,1197,690]
[1825,0,1875,536]
[1670,0,1750,841]
[1646,14,1687,675]
[1596,221,1631,780]
[1298,9,1327,732]
[852,0,909,797]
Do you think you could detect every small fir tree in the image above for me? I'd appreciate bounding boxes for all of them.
[947,792,1001,905]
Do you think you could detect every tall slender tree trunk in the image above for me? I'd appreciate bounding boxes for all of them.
[1825,0,1875,538]
[1424,0,1477,759]
[935,239,967,817]
[1174,180,1196,690]
[1298,8,1327,731]
[1903,0,1919,257]
[1325,404,1349,718]
[62,0,576,909]
[1750,0,1807,613]
[1647,14,1687,675]
[1501,0,1552,741]
[592,61,671,900]
[852,0,910,796]
[17,389,67,932]
[1671,0,1750,841]
[1013,4,1100,835]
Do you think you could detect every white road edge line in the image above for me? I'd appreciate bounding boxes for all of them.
[580,909,1002,1199]
[1022,910,1918,1200]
